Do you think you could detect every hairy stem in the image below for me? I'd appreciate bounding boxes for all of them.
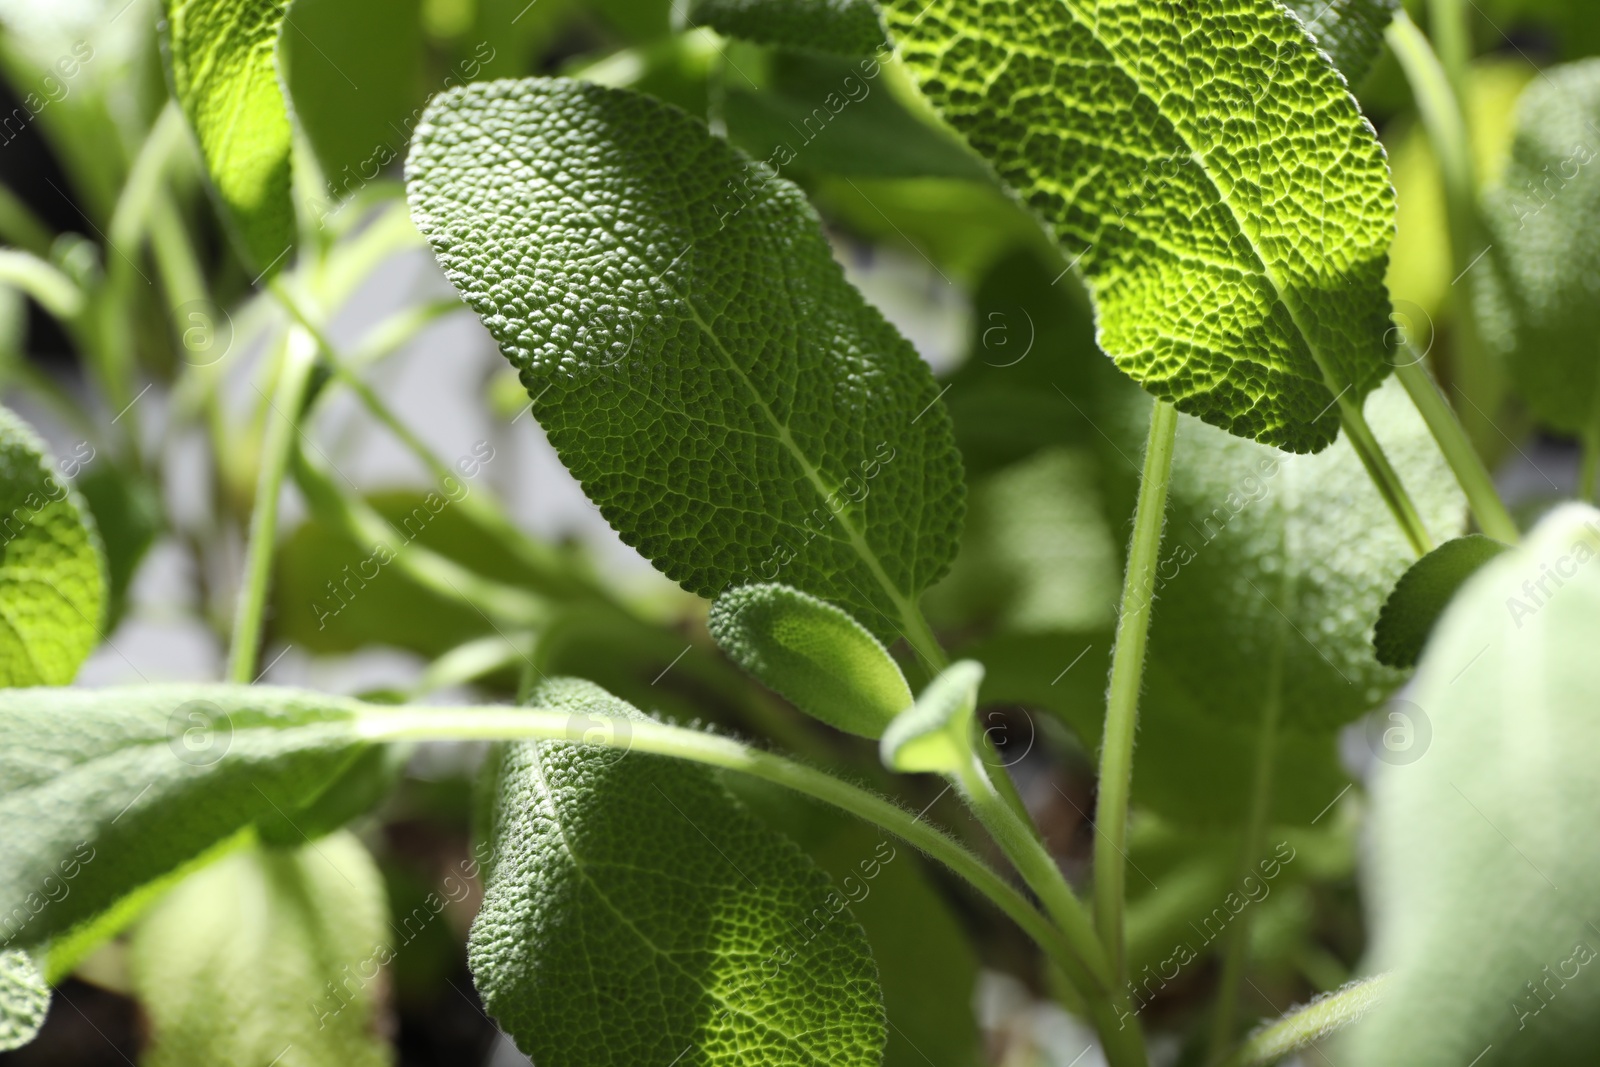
[1221,973,1392,1067]
[1337,394,1434,557]
[358,707,1117,1011]
[1395,358,1518,541]
[226,319,318,682]
[1095,399,1178,982]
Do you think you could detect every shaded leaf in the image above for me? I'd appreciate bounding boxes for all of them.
[470,677,885,1066]
[162,0,296,275]
[1284,0,1400,86]
[1373,534,1509,668]
[689,0,884,55]
[710,582,912,739]
[1344,504,1600,1066]
[130,833,390,1067]
[0,406,105,687]
[881,0,1398,451]
[406,78,964,639]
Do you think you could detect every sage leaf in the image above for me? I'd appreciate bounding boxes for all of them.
[470,677,885,1067]
[1373,534,1509,668]
[1285,0,1400,86]
[406,78,964,638]
[0,406,106,687]
[1478,59,1600,437]
[0,951,47,1052]
[881,0,1398,452]
[162,0,296,275]
[689,0,884,55]
[0,684,364,948]
[879,660,981,775]
[1343,504,1600,1066]
[130,832,390,1067]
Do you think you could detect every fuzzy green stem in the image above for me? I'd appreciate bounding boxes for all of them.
[1095,399,1179,982]
[1221,973,1392,1067]
[1337,394,1433,557]
[1207,623,1286,1064]
[358,706,1117,1015]
[226,321,318,682]
[1395,358,1518,541]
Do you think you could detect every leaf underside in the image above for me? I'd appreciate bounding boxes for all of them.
[0,406,105,687]
[1372,533,1508,668]
[882,0,1398,452]
[0,951,47,1052]
[162,0,296,275]
[470,678,885,1067]
[406,78,964,638]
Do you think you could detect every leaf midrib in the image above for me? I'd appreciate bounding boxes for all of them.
[1039,0,1354,399]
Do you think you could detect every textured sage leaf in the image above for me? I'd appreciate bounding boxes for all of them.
[1343,504,1600,1066]
[1373,534,1509,668]
[0,951,47,1051]
[162,0,296,275]
[0,406,105,687]
[689,0,884,55]
[130,833,389,1067]
[879,660,980,774]
[1477,59,1600,436]
[470,677,885,1067]
[406,78,964,637]
[881,0,1398,452]
[1285,0,1400,86]
[1146,378,1465,733]
[0,684,364,947]
[710,582,912,739]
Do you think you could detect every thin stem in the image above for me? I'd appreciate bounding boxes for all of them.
[1337,394,1433,557]
[1395,358,1518,541]
[1221,973,1392,1067]
[1207,622,1286,1064]
[1428,0,1475,132]
[949,755,1148,1067]
[226,321,318,682]
[1095,399,1178,983]
[357,706,1109,1008]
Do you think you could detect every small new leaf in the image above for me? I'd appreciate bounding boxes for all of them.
[406,78,965,640]
[471,678,885,1067]
[710,583,912,739]
[162,0,296,276]
[0,684,364,948]
[881,0,1398,451]
[0,951,47,1052]
[1373,534,1509,668]
[0,405,105,687]
[880,660,982,775]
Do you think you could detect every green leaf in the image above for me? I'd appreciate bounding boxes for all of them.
[1284,0,1400,86]
[0,684,364,948]
[1146,378,1465,734]
[0,406,106,687]
[406,78,964,638]
[470,677,885,1067]
[74,461,160,630]
[880,660,981,774]
[130,832,390,1067]
[1477,59,1600,436]
[724,51,986,180]
[282,0,425,194]
[162,0,297,275]
[710,582,912,739]
[689,0,884,55]
[1373,534,1509,668]
[881,0,1398,452]
[1342,504,1600,1066]
[0,950,47,1051]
